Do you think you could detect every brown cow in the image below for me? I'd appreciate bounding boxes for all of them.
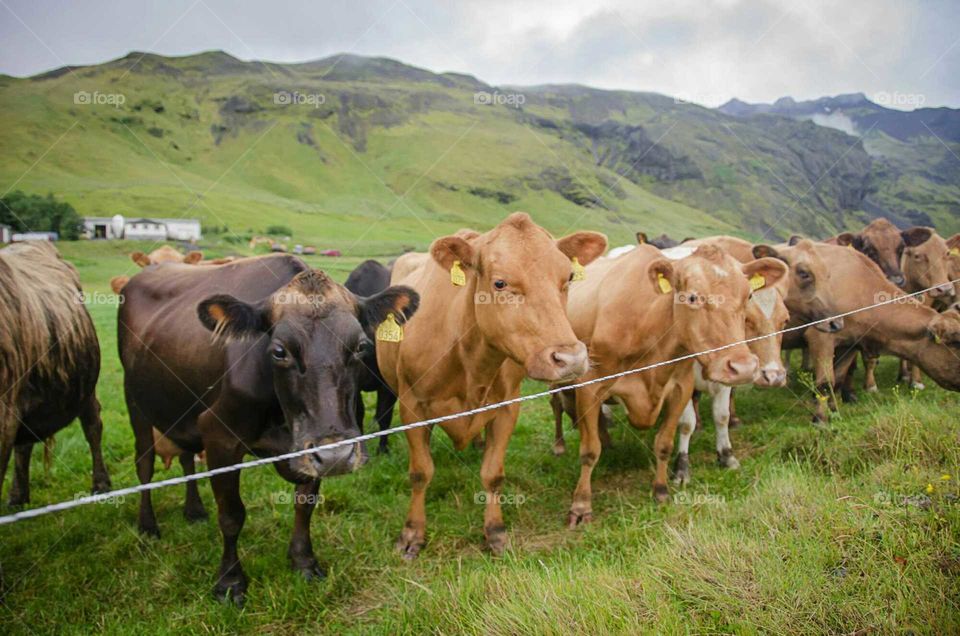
[0,242,110,508]
[799,244,960,421]
[558,244,785,525]
[119,254,418,603]
[833,218,906,286]
[109,246,235,293]
[377,213,606,558]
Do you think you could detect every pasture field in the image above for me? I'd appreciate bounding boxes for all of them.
[0,241,958,635]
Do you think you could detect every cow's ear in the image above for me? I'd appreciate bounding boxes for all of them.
[945,233,960,252]
[902,227,933,247]
[557,231,608,267]
[183,251,203,265]
[835,232,862,250]
[358,285,420,330]
[753,244,784,262]
[110,276,129,295]
[647,258,676,294]
[130,251,151,267]
[636,231,648,245]
[197,294,269,340]
[430,236,476,270]
[742,257,788,289]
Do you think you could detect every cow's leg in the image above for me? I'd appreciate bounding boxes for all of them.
[129,403,160,538]
[79,394,111,494]
[897,358,910,385]
[807,330,836,424]
[801,348,811,372]
[0,410,16,506]
[480,404,518,555]
[550,393,566,456]
[691,390,703,431]
[909,364,925,390]
[672,400,697,486]
[396,404,433,559]
[8,444,33,506]
[206,440,247,605]
[288,479,324,579]
[568,383,602,528]
[839,352,858,403]
[727,387,741,428]
[598,404,613,449]
[179,452,208,522]
[374,386,396,454]
[863,352,880,393]
[653,383,693,503]
[712,386,739,469]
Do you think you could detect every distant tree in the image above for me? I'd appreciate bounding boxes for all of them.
[265,224,293,236]
[0,191,83,240]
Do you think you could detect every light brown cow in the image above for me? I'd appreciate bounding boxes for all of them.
[801,244,960,421]
[110,246,235,293]
[558,244,785,525]
[833,217,906,286]
[377,213,606,558]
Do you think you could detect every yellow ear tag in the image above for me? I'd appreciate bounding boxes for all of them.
[571,257,586,282]
[749,273,766,291]
[950,247,959,257]
[450,260,466,287]
[375,313,403,343]
[657,272,672,294]
[933,332,942,345]
[637,235,645,245]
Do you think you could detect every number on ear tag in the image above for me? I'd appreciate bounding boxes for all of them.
[450,260,466,286]
[657,272,672,294]
[376,313,403,343]
[571,257,586,282]
[749,273,766,291]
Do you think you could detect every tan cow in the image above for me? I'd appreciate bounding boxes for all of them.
[110,246,235,293]
[832,217,906,286]
[377,213,606,558]
[801,244,960,421]
[558,244,785,526]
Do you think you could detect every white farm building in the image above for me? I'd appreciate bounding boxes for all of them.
[83,215,201,242]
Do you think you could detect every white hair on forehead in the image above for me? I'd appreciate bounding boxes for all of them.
[711,265,729,278]
[660,245,695,261]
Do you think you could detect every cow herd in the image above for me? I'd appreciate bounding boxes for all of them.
[1,213,959,604]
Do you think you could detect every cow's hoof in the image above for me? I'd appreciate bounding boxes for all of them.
[7,493,28,508]
[551,441,566,456]
[728,416,742,429]
[865,385,879,394]
[718,452,740,470]
[841,390,857,404]
[911,382,925,391]
[213,581,246,607]
[653,484,670,504]
[293,560,326,582]
[672,453,691,486]
[566,509,593,528]
[396,528,425,560]
[92,478,112,494]
[138,524,161,539]
[184,505,209,523]
[377,442,390,455]
[485,527,509,556]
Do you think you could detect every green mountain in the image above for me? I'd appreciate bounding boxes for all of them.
[1,50,956,254]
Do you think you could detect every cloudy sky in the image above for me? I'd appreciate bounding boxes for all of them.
[1,0,958,109]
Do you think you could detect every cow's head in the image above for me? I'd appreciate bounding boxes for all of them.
[753,239,842,332]
[901,227,955,300]
[837,218,905,287]
[197,270,419,478]
[429,212,606,382]
[650,246,784,384]
[921,310,960,391]
[131,245,203,268]
[743,269,790,388]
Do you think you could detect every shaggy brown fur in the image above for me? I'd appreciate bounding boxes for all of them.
[0,241,109,506]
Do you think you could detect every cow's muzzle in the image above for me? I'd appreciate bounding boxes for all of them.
[294,438,367,478]
[526,341,590,383]
[815,316,844,333]
[754,362,787,388]
[929,284,956,299]
[704,351,758,386]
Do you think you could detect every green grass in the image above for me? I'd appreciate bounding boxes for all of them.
[1,244,958,634]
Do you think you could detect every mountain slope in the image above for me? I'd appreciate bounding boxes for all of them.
[1,51,956,252]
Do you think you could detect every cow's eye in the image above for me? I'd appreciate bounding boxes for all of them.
[271,343,288,361]
[796,268,812,283]
[494,279,507,290]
